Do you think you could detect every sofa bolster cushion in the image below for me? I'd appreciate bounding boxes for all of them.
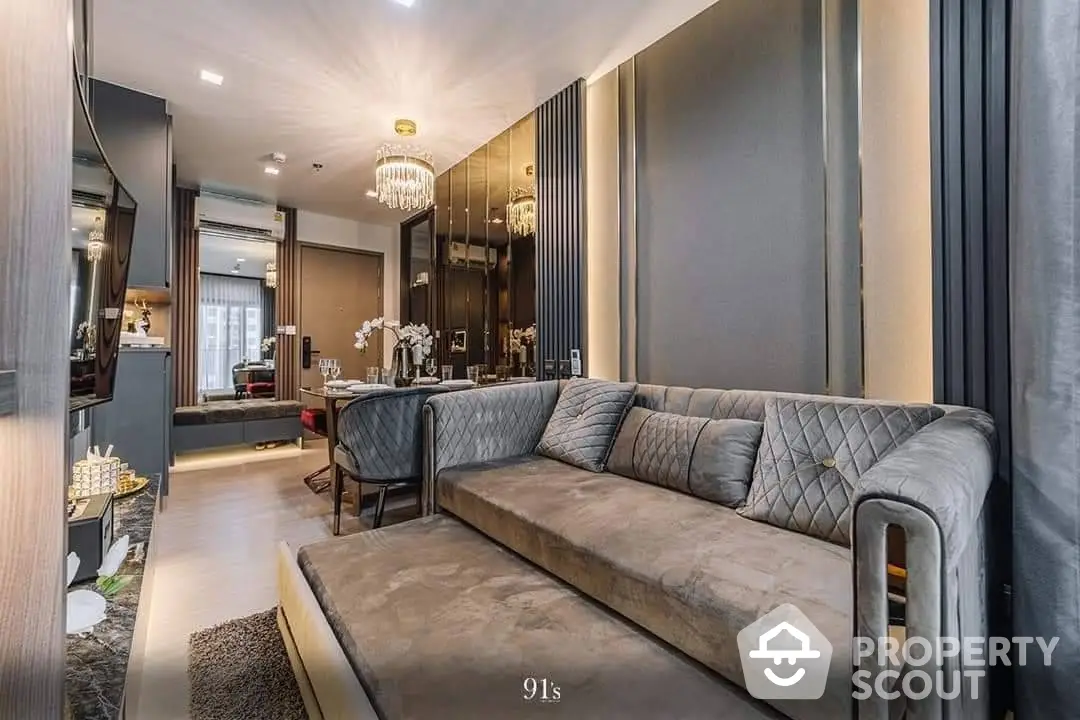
[537,377,636,472]
[608,407,762,507]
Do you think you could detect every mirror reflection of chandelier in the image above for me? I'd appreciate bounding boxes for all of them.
[86,216,105,263]
[265,261,278,289]
[374,119,434,212]
[508,187,536,237]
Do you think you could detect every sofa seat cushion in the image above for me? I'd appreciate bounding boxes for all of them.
[297,515,779,720]
[438,455,853,720]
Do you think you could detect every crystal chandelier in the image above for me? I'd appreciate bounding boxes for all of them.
[508,187,536,237]
[375,119,434,212]
[265,261,278,289]
[86,216,105,263]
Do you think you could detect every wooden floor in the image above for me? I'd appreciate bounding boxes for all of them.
[128,445,419,719]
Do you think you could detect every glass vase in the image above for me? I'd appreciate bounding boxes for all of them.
[391,342,412,387]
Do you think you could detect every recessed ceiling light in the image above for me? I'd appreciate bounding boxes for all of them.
[365,189,378,198]
[72,227,78,232]
[264,166,280,176]
[230,269,240,275]
[200,70,224,85]
[236,258,246,262]
[392,0,416,7]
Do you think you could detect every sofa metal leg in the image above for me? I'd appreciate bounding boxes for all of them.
[332,466,344,536]
[373,486,388,529]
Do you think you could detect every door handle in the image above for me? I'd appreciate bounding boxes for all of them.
[302,336,321,369]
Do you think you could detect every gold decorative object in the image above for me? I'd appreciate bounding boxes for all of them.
[375,119,435,212]
[114,472,150,499]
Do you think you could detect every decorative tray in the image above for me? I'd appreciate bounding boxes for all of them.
[114,473,150,499]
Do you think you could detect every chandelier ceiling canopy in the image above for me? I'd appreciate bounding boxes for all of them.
[375,119,434,213]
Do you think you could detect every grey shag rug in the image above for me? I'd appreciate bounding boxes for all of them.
[189,608,308,720]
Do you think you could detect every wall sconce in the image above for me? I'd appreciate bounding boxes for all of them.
[265,262,278,289]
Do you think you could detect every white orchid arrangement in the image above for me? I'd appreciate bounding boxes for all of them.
[260,336,276,353]
[509,324,537,353]
[354,317,434,358]
[66,535,133,635]
[75,321,97,350]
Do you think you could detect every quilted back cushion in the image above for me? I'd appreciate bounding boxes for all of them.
[738,396,945,545]
[537,378,636,472]
[608,407,763,507]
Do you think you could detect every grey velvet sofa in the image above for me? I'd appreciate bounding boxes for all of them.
[278,380,996,720]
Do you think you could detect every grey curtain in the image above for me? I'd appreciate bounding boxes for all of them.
[1011,1,1080,715]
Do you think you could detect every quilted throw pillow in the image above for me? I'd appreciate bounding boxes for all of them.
[608,408,763,507]
[537,378,636,472]
[738,396,945,545]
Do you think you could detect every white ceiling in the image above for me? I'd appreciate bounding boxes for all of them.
[92,0,718,224]
[198,233,278,278]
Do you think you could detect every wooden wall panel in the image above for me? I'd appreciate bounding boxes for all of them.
[275,207,301,400]
[535,80,586,376]
[0,0,71,716]
[172,187,199,406]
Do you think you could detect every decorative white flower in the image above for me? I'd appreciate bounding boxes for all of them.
[97,535,130,577]
[66,553,107,635]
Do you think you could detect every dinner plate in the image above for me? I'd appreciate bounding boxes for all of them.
[441,379,476,388]
[347,383,389,391]
[325,380,351,388]
[414,377,440,385]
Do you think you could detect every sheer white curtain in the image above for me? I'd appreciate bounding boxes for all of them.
[198,273,263,392]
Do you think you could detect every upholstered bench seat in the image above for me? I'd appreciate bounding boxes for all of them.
[296,514,777,720]
[173,400,304,454]
[174,399,303,426]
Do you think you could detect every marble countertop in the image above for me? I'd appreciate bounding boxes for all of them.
[66,475,159,720]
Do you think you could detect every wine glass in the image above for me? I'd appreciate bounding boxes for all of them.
[329,359,342,382]
[319,358,330,386]
[425,357,437,378]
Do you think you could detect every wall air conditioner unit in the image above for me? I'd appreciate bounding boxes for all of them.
[196,191,285,241]
[448,241,497,267]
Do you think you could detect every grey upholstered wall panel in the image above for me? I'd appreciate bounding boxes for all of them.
[634,0,827,394]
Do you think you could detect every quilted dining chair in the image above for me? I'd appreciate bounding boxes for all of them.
[332,385,450,535]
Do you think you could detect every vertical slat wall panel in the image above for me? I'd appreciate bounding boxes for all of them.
[172,186,199,406]
[275,207,301,400]
[535,80,586,376]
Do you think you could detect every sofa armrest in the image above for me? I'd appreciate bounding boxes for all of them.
[853,407,996,564]
[422,381,560,513]
[852,408,996,720]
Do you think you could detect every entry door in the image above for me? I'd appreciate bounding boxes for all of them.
[300,245,382,387]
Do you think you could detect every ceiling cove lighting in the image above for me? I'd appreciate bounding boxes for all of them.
[86,216,105,263]
[264,166,280,176]
[392,0,416,7]
[265,262,278,289]
[200,69,224,85]
[374,119,434,212]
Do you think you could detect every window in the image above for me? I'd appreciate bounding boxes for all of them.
[198,273,263,393]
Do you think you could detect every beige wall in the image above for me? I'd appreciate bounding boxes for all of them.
[860,0,934,402]
[585,70,622,380]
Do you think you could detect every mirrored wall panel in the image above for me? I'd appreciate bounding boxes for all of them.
[401,111,536,381]
[196,231,278,402]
